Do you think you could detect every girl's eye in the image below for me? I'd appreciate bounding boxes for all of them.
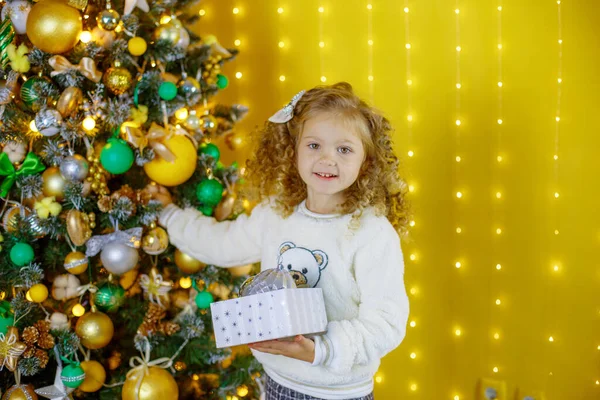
[338,146,352,154]
[308,143,320,149]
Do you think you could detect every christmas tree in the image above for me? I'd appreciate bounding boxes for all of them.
[0,0,263,398]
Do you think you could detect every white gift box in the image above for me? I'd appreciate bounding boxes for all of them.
[210,288,328,348]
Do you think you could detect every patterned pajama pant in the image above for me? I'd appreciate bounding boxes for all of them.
[265,374,375,400]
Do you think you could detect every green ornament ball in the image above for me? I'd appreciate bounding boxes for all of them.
[158,81,178,101]
[198,204,214,216]
[216,74,228,89]
[94,282,125,313]
[20,76,53,108]
[61,363,86,388]
[0,301,14,335]
[195,290,214,309]
[199,143,220,162]
[10,242,34,266]
[100,138,134,175]
[196,179,223,207]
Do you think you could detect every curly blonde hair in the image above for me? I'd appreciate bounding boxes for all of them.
[244,82,410,236]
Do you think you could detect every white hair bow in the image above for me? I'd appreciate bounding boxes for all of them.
[268,90,305,123]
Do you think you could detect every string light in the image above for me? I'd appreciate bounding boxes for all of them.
[277,7,284,14]
[79,31,92,43]
[180,277,192,289]
[410,352,417,359]
[410,320,417,328]
[234,39,241,46]
[279,75,286,82]
[278,41,285,48]
[198,9,206,16]
[232,7,239,14]
[493,366,499,373]
[82,116,96,131]
[29,120,38,132]
[235,72,243,79]
[496,264,502,270]
[175,108,188,120]
[455,261,462,269]
[72,304,85,317]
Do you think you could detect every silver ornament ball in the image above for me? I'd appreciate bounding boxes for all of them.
[100,242,139,275]
[184,114,201,131]
[35,108,63,137]
[60,154,89,181]
[178,77,201,97]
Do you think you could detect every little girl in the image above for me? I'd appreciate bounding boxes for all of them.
[159,82,410,400]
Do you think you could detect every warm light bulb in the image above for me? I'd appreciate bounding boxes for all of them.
[409,220,416,227]
[596,380,599,385]
[454,396,460,400]
[456,227,462,234]
[180,277,192,289]
[405,43,411,49]
[498,43,503,49]
[368,75,374,82]
[496,264,502,270]
[319,41,325,48]
[549,336,554,342]
[494,332,500,340]
[233,7,239,14]
[456,119,461,126]
[410,383,417,391]
[456,46,462,52]
[456,156,461,162]
[455,8,460,14]
[79,31,92,43]
[497,155,503,162]
[558,39,563,44]
[456,191,462,198]
[234,39,241,46]
[554,192,560,198]
[497,119,503,124]
[409,254,416,261]
[410,287,417,295]
[455,329,462,336]
[455,262,462,269]
[235,72,243,79]
[410,352,417,359]
[279,75,286,82]
[375,374,383,383]
[407,79,413,85]
[496,192,502,199]
[277,7,284,13]
[553,265,559,272]
[278,41,285,48]
[404,7,409,13]
[555,116,560,122]
[72,303,85,316]
[367,4,372,10]
[495,299,501,305]
[198,9,206,16]
[554,154,559,160]
[493,367,499,373]
[497,81,503,87]
[408,150,414,157]
[320,76,327,82]
[558,78,562,83]
[29,120,38,132]
[160,15,173,24]
[175,108,189,120]
[82,116,96,131]
[410,320,416,328]
[496,228,502,235]
[318,6,324,12]
[407,115,413,122]
[554,230,559,235]
[456,83,462,89]
[498,6,503,11]
[408,185,415,192]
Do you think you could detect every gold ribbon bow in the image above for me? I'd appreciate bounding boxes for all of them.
[48,55,102,83]
[139,269,172,307]
[126,339,173,400]
[121,122,176,162]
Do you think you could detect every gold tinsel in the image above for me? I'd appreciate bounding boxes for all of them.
[138,303,180,337]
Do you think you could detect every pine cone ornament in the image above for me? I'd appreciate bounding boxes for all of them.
[21,326,39,345]
[37,332,55,349]
[35,348,49,368]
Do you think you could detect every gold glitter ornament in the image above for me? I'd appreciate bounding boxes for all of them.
[56,87,83,117]
[103,62,132,95]
[64,251,88,274]
[153,23,180,45]
[75,310,114,349]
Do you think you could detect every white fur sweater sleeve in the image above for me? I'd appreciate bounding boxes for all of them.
[158,202,267,267]
[316,222,409,374]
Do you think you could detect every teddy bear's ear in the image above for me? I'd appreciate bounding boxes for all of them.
[312,250,329,269]
[278,241,296,254]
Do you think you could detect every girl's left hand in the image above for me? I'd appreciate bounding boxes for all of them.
[248,335,315,363]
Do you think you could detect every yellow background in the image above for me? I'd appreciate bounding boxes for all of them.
[193,1,600,399]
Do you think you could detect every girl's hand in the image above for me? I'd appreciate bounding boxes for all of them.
[248,335,315,363]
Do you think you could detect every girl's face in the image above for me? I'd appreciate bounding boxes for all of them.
[296,112,366,208]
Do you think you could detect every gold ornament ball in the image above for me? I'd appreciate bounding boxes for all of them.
[42,167,66,201]
[103,66,132,95]
[122,366,179,400]
[128,37,147,56]
[28,283,48,303]
[1,384,38,400]
[174,249,205,274]
[142,227,169,255]
[153,23,180,45]
[200,114,218,134]
[79,360,106,392]
[75,311,114,349]
[26,0,82,54]
[64,251,88,274]
[57,87,83,117]
[143,135,197,186]
[228,264,253,277]
[66,209,92,247]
